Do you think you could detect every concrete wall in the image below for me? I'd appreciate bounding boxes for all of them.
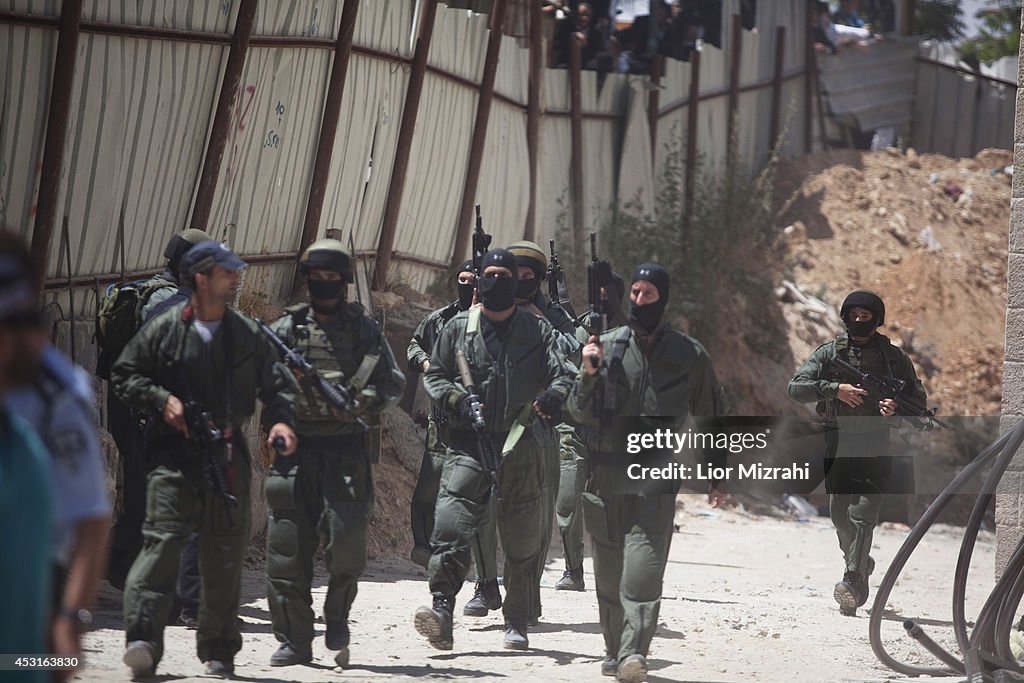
[995,8,1024,576]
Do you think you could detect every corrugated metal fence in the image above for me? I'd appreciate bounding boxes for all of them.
[3,0,817,317]
[912,42,1017,158]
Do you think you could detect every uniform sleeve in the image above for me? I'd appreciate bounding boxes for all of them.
[788,345,839,404]
[362,322,406,413]
[111,317,173,415]
[567,367,602,426]
[895,351,928,421]
[51,396,111,524]
[407,312,435,373]
[256,318,296,429]
[423,322,462,410]
[687,343,724,419]
[540,321,576,400]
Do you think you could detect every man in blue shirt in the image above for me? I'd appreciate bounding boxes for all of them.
[0,231,53,683]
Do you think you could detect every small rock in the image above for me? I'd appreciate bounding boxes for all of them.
[876,206,888,217]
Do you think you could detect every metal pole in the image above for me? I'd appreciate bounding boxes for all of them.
[189,0,258,231]
[448,0,508,270]
[371,0,439,289]
[523,0,542,242]
[770,25,786,151]
[649,54,663,173]
[684,48,701,239]
[804,0,814,153]
[30,0,83,290]
[727,13,742,162]
[568,35,584,252]
[291,0,361,297]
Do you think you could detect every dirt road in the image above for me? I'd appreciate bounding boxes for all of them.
[73,498,995,682]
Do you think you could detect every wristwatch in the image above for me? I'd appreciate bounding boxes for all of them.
[57,606,93,627]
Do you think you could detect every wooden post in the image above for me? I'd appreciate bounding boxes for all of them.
[189,0,259,231]
[30,0,84,288]
[684,49,701,239]
[371,0,438,289]
[770,25,786,151]
[449,0,508,270]
[292,0,360,297]
[804,0,814,153]
[727,13,742,162]
[649,54,663,173]
[568,35,584,251]
[524,0,542,242]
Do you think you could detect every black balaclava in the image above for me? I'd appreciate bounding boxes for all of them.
[457,259,475,311]
[310,283,347,315]
[629,263,670,333]
[509,242,547,305]
[840,290,884,340]
[477,249,519,312]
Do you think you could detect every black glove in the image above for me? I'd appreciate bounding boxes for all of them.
[533,388,563,423]
[456,393,482,429]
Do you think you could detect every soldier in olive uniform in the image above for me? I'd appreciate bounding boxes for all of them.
[408,259,475,568]
[556,270,627,593]
[788,290,926,616]
[265,239,406,668]
[413,249,574,651]
[507,241,583,620]
[106,228,211,592]
[112,241,298,678]
[569,264,724,682]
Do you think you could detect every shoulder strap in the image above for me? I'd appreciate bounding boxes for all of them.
[466,306,482,337]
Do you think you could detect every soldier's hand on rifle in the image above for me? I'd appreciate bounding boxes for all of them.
[582,335,604,375]
[879,398,897,417]
[164,395,188,436]
[837,383,868,408]
[267,423,298,456]
[532,388,563,423]
[455,393,481,428]
[422,360,430,372]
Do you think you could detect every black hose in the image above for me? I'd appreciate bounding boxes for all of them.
[869,423,1024,677]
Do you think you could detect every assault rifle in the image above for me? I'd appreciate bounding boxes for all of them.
[256,318,369,431]
[472,204,492,286]
[547,239,577,320]
[177,389,239,528]
[830,356,951,431]
[456,349,501,498]
[586,231,613,367]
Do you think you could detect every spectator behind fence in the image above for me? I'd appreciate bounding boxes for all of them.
[834,0,866,28]
[0,230,53,683]
[8,340,112,681]
[813,0,870,54]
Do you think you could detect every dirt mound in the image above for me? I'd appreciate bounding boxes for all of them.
[771,147,1011,418]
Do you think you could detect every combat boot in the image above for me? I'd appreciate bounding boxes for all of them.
[414,595,455,650]
[204,659,234,677]
[503,622,529,650]
[123,640,156,680]
[601,655,618,676]
[269,642,312,667]
[858,559,875,608]
[834,572,867,616]
[554,567,585,591]
[463,579,502,617]
[326,620,350,668]
[617,654,648,683]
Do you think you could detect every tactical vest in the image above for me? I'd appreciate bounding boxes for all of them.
[284,304,379,424]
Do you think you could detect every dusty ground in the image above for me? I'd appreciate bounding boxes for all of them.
[75,496,998,683]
